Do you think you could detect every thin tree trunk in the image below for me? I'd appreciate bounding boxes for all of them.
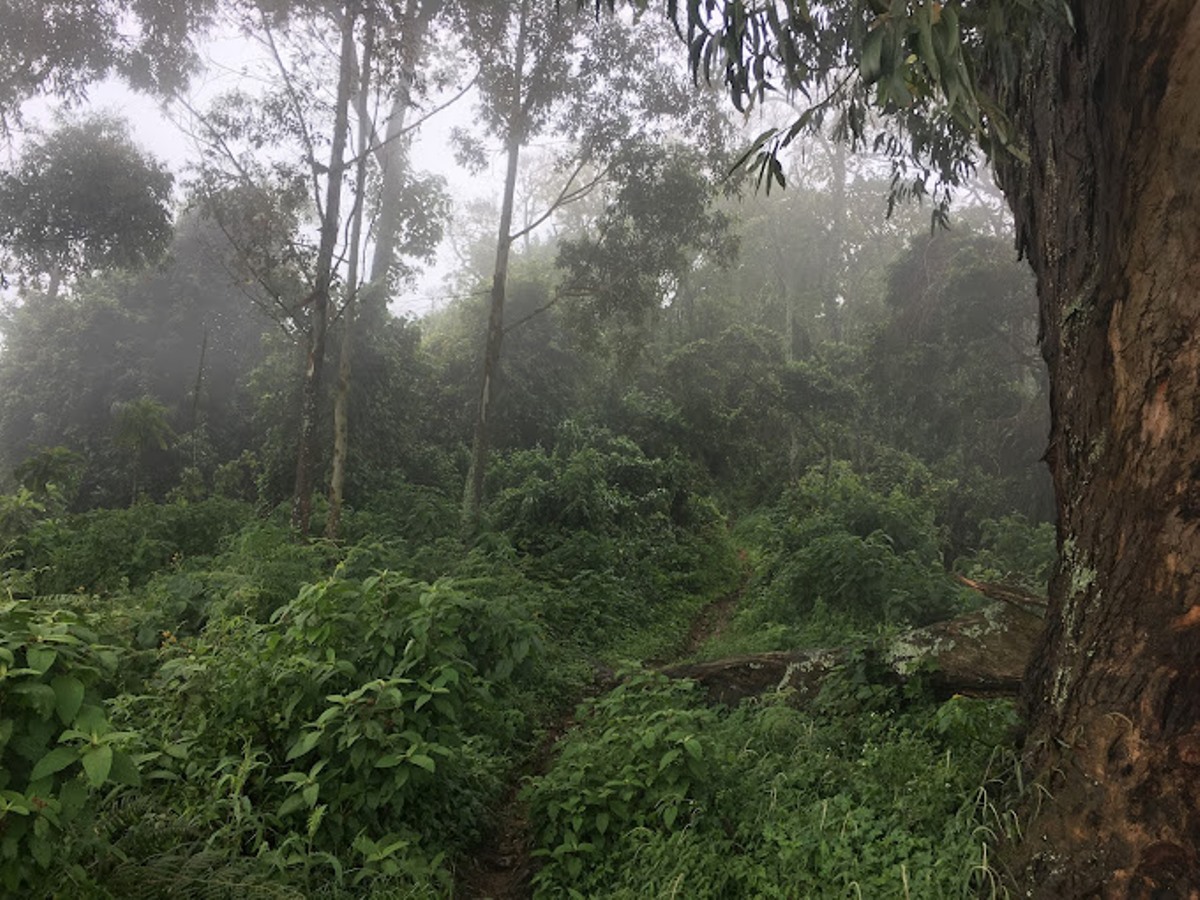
[290,3,357,536]
[190,330,208,467]
[326,7,376,541]
[364,0,437,319]
[46,261,62,301]
[462,0,529,534]
[993,2,1200,892]
[823,137,845,343]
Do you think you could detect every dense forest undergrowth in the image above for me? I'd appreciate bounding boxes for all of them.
[0,213,1059,896]
[0,48,1056,894]
[1,423,1054,897]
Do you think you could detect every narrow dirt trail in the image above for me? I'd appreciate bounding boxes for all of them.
[454,562,748,899]
[453,713,577,900]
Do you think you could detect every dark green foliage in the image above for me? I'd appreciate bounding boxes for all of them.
[557,142,735,343]
[958,515,1056,594]
[653,325,793,498]
[21,497,253,594]
[0,116,173,289]
[526,667,1019,898]
[0,214,274,504]
[0,600,137,894]
[486,423,739,656]
[422,279,592,454]
[525,673,718,892]
[121,570,537,889]
[0,0,214,119]
[744,463,966,640]
[13,445,86,503]
[119,518,340,646]
[867,231,1051,523]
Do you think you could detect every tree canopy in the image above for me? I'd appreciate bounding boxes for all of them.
[0,116,174,295]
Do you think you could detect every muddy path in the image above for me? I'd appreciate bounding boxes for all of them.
[454,567,748,899]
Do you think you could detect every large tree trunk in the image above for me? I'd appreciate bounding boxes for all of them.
[995,2,1200,893]
[326,8,376,541]
[462,0,529,534]
[290,4,357,536]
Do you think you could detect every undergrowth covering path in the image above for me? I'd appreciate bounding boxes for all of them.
[456,572,748,899]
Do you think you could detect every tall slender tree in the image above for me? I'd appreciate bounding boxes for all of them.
[326,0,449,538]
[188,1,450,535]
[456,0,731,530]
[458,0,554,531]
[325,5,377,540]
[286,3,357,535]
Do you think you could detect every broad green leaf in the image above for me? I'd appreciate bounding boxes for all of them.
[81,744,113,787]
[26,646,57,675]
[73,704,107,734]
[30,835,53,869]
[108,750,141,787]
[51,675,85,726]
[13,682,56,718]
[408,753,436,773]
[30,747,78,781]
[278,793,307,817]
[286,729,322,761]
[59,777,88,817]
[302,783,319,808]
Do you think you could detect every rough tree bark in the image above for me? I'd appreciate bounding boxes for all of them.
[993,2,1200,894]
[290,3,357,536]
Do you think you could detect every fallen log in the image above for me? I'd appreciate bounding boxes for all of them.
[661,602,1044,706]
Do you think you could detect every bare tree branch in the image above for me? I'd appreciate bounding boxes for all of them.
[508,157,608,244]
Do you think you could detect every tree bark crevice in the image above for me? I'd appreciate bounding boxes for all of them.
[995,2,1200,893]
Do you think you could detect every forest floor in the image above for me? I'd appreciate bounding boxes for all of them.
[454,561,748,900]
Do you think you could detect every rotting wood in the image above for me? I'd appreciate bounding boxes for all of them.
[661,602,1043,706]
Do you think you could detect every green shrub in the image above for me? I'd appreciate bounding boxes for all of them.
[344,476,460,546]
[23,497,253,594]
[526,667,1020,898]
[485,425,739,659]
[488,423,719,540]
[0,600,138,894]
[725,463,965,650]
[525,673,719,894]
[123,571,539,887]
[957,515,1056,594]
